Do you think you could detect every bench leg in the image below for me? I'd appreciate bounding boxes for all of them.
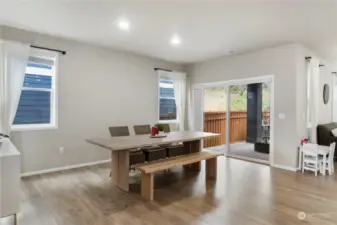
[206,158,217,180]
[141,172,154,201]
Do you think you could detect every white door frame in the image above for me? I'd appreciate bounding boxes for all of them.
[191,74,275,166]
[190,87,205,147]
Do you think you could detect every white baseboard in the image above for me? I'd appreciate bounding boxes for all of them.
[272,164,297,172]
[21,159,110,177]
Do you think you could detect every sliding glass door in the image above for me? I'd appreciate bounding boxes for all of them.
[228,84,249,156]
[192,76,272,164]
[203,87,227,151]
[191,88,204,131]
[228,82,270,162]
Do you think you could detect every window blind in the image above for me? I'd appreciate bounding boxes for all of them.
[13,59,54,125]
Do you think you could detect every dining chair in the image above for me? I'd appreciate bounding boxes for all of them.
[109,126,130,137]
[320,142,336,175]
[302,143,320,176]
[134,124,151,135]
[108,126,144,175]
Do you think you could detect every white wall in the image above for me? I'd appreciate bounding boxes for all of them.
[0,26,183,173]
[295,45,308,144]
[187,44,299,169]
[296,45,334,143]
[334,76,337,122]
[318,66,333,124]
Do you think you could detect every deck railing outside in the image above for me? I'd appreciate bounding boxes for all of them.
[204,111,270,148]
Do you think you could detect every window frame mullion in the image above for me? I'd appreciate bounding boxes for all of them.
[21,87,52,92]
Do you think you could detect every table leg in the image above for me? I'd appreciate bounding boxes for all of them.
[298,147,302,171]
[323,154,327,176]
[110,150,130,191]
[110,151,119,186]
[118,150,130,191]
[14,214,17,225]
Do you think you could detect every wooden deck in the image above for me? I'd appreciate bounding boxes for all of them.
[203,111,270,148]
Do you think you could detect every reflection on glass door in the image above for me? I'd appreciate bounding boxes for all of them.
[228,82,270,162]
[228,84,248,154]
[203,87,227,151]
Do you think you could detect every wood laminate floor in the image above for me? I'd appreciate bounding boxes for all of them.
[1,158,337,225]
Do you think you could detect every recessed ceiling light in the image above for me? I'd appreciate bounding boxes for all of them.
[118,19,130,31]
[171,34,182,46]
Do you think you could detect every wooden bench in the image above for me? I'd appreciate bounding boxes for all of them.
[133,150,223,201]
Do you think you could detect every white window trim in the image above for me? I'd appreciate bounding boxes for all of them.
[158,78,179,124]
[12,123,57,131]
[11,48,59,131]
[159,119,180,124]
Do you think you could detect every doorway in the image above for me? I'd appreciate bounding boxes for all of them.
[191,75,274,165]
[228,82,270,162]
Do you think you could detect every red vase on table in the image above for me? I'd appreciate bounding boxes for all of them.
[151,127,159,136]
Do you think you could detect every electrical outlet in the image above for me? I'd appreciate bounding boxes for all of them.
[59,147,65,155]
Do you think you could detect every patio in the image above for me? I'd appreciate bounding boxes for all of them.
[206,142,269,161]
[204,111,270,162]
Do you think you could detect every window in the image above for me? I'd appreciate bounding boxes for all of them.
[12,50,58,130]
[159,79,177,121]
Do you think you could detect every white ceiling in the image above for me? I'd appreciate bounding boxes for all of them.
[1,0,337,64]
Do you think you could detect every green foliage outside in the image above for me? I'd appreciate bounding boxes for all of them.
[204,84,270,112]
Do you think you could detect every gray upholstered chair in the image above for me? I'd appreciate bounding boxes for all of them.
[134,124,151,135]
[108,126,145,171]
[108,126,130,137]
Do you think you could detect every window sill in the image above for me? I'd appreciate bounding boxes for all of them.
[11,124,57,132]
[158,120,180,124]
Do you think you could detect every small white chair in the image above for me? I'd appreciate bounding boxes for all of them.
[302,143,320,176]
[320,142,336,175]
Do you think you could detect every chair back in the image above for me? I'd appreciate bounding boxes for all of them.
[109,126,130,137]
[329,142,336,163]
[134,125,151,135]
[303,143,319,156]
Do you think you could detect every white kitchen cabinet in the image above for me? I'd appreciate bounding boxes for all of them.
[0,139,20,225]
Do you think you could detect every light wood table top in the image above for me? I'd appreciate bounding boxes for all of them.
[87,131,219,151]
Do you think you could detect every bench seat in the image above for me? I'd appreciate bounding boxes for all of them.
[133,150,223,200]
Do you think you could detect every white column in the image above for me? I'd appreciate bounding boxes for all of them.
[332,75,337,122]
[309,57,320,143]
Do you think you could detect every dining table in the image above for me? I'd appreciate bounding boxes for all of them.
[86,131,219,191]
